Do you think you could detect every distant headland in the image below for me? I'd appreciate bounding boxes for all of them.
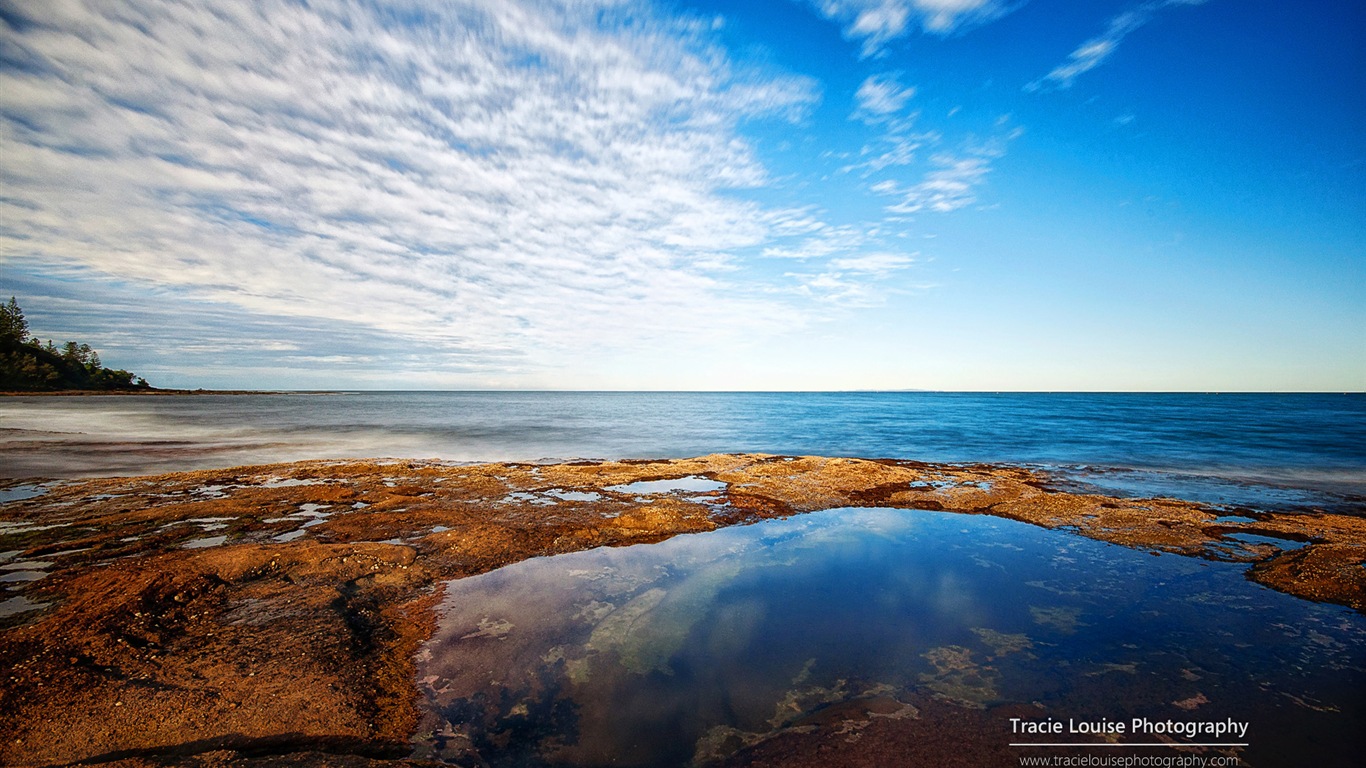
[0,297,152,393]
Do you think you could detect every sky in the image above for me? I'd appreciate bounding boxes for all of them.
[1,0,1362,391]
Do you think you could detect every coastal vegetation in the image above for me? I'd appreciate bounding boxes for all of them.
[0,297,150,391]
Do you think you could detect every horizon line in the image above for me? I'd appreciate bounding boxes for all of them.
[36,388,1365,395]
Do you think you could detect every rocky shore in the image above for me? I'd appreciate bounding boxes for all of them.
[1,454,1361,767]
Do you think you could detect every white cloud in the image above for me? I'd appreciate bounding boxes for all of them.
[861,117,1020,215]
[0,0,826,380]
[873,125,1018,215]
[844,73,931,178]
[1027,0,1210,91]
[829,252,915,274]
[876,155,993,214]
[854,73,916,119]
[841,131,933,176]
[810,0,1011,56]
[760,225,869,260]
[786,250,917,306]
[755,208,918,306]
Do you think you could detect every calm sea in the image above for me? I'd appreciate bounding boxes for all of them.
[1,392,1362,510]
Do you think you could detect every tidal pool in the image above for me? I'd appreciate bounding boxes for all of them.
[414,508,1364,767]
[605,476,727,494]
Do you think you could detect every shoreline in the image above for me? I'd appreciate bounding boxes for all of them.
[1,454,1362,766]
[0,389,341,397]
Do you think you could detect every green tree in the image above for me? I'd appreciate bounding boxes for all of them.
[0,351,60,389]
[0,297,151,391]
[0,297,27,343]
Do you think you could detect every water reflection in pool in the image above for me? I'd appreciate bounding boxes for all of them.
[414,508,1364,767]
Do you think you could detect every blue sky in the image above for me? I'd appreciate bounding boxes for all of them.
[1,0,1362,390]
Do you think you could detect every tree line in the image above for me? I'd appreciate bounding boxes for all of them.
[0,297,152,391]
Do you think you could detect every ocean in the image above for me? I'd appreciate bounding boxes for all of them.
[1,391,1362,511]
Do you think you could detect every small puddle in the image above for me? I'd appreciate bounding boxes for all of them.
[259,477,321,488]
[1223,532,1310,551]
[0,595,50,618]
[0,522,69,534]
[265,504,333,535]
[2,560,53,571]
[159,517,233,531]
[545,490,603,502]
[182,535,229,549]
[191,485,231,498]
[0,484,48,503]
[499,492,555,506]
[909,479,992,491]
[605,476,726,494]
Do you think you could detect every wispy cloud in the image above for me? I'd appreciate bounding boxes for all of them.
[786,251,918,306]
[870,122,1020,214]
[1026,0,1210,91]
[828,252,915,274]
[0,0,832,381]
[841,131,935,176]
[844,73,932,177]
[809,0,1013,56]
[854,73,916,119]
[760,219,870,260]
[872,155,992,214]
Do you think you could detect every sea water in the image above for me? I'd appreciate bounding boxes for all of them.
[1,392,1362,511]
